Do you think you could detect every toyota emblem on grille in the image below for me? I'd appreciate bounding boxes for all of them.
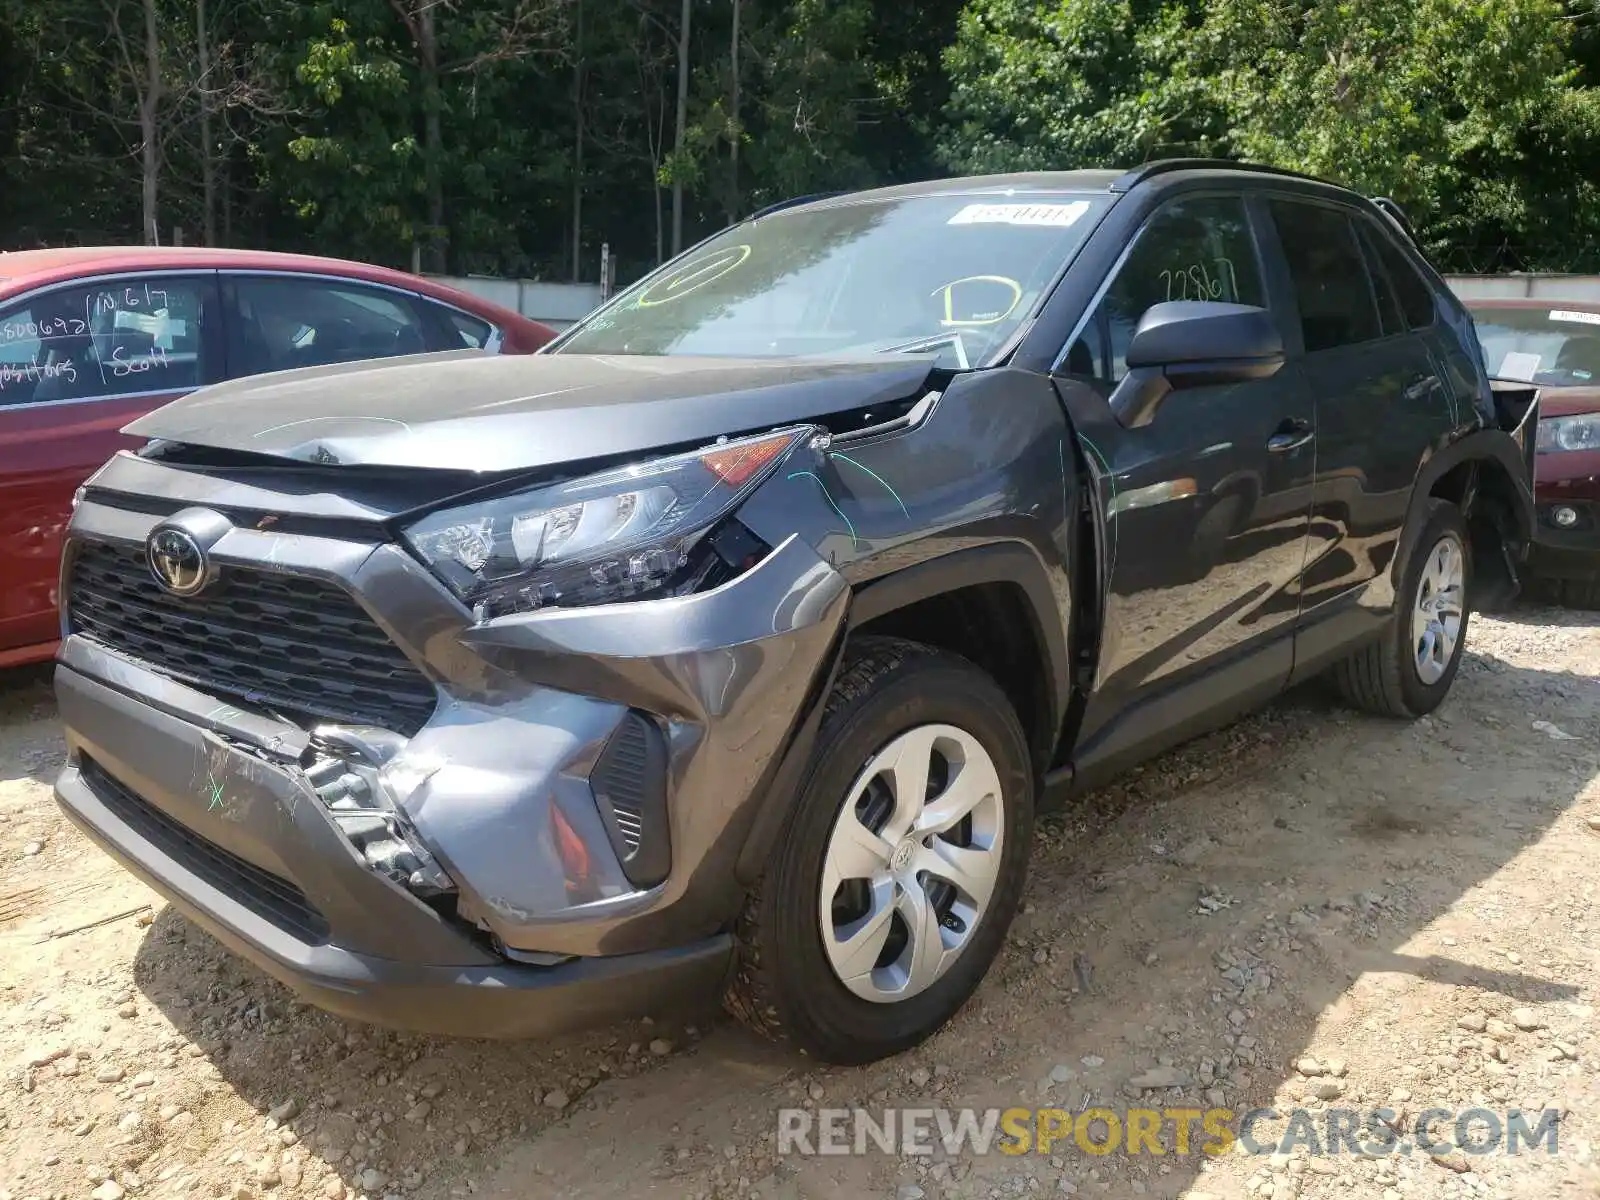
[146,526,210,596]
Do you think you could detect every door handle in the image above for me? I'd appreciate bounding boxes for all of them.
[1267,418,1313,454]
[1403,374,1439,402]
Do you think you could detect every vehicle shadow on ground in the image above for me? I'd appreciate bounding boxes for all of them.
[130,633,1599,1200]
[0,663,65,786]
[1487,598,1600,630]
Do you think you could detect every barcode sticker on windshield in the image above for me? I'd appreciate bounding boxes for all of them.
[948,201,1090,228]
[1549,309,1600,326]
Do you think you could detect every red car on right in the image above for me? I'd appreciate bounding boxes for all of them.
[1468,298,1600,607]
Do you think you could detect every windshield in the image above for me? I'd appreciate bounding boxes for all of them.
[1473,305,1600,386]
[553,192,1112,366]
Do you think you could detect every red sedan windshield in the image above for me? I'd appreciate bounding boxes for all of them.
[1474,305,1600,387]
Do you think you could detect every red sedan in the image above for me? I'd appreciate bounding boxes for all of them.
[0,246,555,667]
[1468,297,1600,606]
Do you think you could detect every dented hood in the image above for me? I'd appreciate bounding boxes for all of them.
[124,349,936,471]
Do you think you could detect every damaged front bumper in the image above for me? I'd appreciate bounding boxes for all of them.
[53,456,848,1035]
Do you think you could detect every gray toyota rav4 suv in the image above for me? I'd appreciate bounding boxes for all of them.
[54,162,1537,1064]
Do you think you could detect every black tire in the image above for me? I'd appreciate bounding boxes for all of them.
[1332,500,1471,718]
[724,636,1034,1064]
[1525,572,1600,611]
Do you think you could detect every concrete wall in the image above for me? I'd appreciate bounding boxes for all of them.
[1446,275,1600,303]
[426,276,604,331]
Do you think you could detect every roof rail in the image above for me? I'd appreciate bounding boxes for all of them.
[1110,158,1336,193]
[746,192,842,221]
[1369,196,1418,243]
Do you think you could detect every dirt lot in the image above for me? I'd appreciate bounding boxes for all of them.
[4,604,1600,1200]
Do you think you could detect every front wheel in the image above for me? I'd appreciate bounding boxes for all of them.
[724,637,1033,1064]
[1333,500,1471,718]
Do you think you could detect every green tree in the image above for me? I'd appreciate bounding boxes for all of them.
[6,0,1595,276]
[939,0,1600,270]
[1206,0,1577,241]
[939,0,1224,173]
[259,1,569,272]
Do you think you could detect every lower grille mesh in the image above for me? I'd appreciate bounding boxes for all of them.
[80,756,330,943]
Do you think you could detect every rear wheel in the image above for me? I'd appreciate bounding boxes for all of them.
[1333,500,1470,718]
[724,637,1033,1064]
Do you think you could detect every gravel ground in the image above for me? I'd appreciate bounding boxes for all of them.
[4,603,1600,1200]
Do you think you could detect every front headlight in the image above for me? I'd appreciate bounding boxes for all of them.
[1537,413,1600,453]
[403,426,813,617]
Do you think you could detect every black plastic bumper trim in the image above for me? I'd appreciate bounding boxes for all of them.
[56,761,732,1039]
[590,710,672,889]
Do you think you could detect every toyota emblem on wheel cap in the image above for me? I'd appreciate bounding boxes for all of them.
[146,526,210,596]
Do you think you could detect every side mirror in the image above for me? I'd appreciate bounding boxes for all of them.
[1126,300,1285,377]
[1114,301,1286,427]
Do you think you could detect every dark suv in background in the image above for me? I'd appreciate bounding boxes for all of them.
[53,161,1535,1064]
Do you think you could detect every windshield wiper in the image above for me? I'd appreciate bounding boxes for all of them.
[878,331,971,369]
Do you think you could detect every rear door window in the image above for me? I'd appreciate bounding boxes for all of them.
[1366,225,1437,330]
[0,276,212,406]
[226,276,433,378]
[434,305,496,350]
[1268,201,1384,352]
[1354,224,1406,336]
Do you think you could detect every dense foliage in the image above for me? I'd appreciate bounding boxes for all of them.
[3,0,1597,282]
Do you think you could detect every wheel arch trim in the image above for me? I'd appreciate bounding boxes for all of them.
[846,542,1072,739]
[1402,432,1535,569]
[1419,432,1534,527]
[734,542,1071,886]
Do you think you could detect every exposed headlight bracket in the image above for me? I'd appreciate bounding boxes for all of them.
[304,726,455,898]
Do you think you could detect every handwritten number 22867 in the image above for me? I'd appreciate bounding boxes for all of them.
[1160,259,1239,303]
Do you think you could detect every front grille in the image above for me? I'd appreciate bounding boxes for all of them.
[80,757,330,943]
[68,540,437,736]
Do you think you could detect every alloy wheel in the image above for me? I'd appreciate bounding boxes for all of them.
[1412,532,1466,686]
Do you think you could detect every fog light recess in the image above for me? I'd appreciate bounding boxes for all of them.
[590,711,672,888]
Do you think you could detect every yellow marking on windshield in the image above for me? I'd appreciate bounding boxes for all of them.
[934,275,1022,327]
[636,244,753,307]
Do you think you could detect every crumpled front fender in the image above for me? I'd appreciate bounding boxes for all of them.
[387,534,849,957]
